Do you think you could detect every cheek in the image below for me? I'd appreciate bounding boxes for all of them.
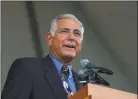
[60,37,68,46]
[77,43,82,51]
[53,37,65,48]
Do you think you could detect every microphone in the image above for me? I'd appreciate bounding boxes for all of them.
[80,59,113,75]
[77,69,87,81]
[78,58,113,86]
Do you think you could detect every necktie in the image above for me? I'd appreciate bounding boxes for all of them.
[61,65,73,98]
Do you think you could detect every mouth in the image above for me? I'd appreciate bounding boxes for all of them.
[64,44,76,50]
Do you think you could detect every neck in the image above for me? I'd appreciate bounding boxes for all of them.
[50,52,73,65]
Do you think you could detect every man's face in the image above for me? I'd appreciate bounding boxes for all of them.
[46,18,83,63]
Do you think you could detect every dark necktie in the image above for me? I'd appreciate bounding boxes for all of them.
[61,65,73,97]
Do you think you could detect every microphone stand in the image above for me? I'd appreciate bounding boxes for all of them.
[78,69,111,87]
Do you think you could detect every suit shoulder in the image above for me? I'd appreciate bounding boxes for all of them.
[10,57,42,71]
[5,57,40,81]
[14,57,39,62]
[13,57,41,64]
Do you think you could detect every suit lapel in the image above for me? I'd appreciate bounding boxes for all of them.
[42,55,67,99]
[72,70,81,91]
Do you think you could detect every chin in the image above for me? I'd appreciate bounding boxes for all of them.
[62,53,76,58]
[61,52,77,63]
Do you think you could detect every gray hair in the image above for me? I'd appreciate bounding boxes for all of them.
[50,14,84,40]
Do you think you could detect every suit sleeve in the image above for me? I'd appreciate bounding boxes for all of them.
[1,59,33,99]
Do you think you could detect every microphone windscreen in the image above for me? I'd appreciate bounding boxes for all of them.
[80,59,90,68]
[77,69,88,81]
[78,69,84,75]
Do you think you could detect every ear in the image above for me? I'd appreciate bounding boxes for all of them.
[46,32,53,46]
[81,39,84,46]
[80,40,84,49]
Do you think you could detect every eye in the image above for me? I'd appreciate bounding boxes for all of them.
[62,30,67,33]
[60,29,69,34]
[74,31,81,37]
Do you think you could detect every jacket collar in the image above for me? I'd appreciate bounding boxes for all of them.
[42,55,67,99]
[42,55,81,98]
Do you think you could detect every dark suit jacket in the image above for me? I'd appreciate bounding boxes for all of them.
[1,55,81,99]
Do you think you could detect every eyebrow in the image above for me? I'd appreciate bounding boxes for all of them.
[74,29,81,33]
[61,28,81,32]
[61,28,70,31]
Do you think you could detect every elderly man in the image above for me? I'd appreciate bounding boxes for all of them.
[2,14,84,99]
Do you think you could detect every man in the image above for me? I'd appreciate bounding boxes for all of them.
[2,14,84,99]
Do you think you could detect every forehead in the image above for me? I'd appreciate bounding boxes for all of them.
[56,18,81,30]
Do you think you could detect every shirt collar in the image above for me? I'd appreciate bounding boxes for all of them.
[49,54,73,78]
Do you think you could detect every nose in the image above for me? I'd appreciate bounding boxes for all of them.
[68,32,75,39]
